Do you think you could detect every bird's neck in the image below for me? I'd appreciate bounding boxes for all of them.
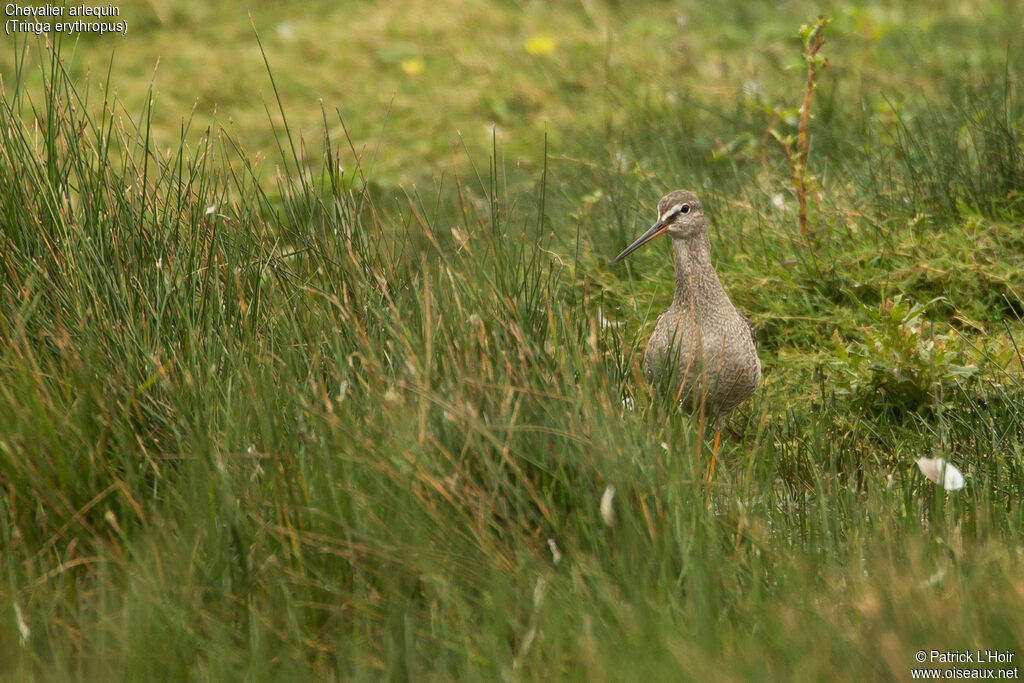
[671,235,726,310]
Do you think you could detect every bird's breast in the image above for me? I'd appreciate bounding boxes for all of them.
[643,304,760,413]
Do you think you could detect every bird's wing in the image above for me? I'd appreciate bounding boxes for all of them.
[741,311,757,349]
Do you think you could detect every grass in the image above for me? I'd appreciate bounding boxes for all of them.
[3,1,1024,680]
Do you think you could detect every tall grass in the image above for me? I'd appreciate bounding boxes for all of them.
[2,26,1024,681]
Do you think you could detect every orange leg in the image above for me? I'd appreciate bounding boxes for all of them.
[703,426,722,510]
[707,427,721,482]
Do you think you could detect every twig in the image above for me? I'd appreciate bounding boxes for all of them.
[769,16,830,236]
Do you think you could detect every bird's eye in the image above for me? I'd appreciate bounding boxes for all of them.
[680,204,690,214]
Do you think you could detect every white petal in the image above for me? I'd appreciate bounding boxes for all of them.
[596,307,624,330]
[13,602,29,643]
[915,457,941,483]
[600,485,616,527]
[546,538,562,565]
[517,626,537,664]
[533,576,547,609]
[916,457,965,491]
[920,568,946,588]
[941,463,965,491]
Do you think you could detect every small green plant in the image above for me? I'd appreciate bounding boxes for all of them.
[765,16,829,236]
[831,295,978,415]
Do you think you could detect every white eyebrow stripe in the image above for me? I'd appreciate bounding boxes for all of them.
[659,204,685,222]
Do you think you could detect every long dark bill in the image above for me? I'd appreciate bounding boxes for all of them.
[613,217,672,263]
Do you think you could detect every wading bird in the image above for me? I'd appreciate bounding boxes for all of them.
[615,190,760,471]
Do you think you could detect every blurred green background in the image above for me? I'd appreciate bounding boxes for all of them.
[5,0,1019,184]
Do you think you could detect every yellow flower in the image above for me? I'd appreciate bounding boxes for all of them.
[400,58,424,76]
[524,35,557,56]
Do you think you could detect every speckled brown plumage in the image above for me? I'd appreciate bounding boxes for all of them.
[615,190,760,416]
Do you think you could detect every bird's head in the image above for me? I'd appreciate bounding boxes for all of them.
[614,190,705,263]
